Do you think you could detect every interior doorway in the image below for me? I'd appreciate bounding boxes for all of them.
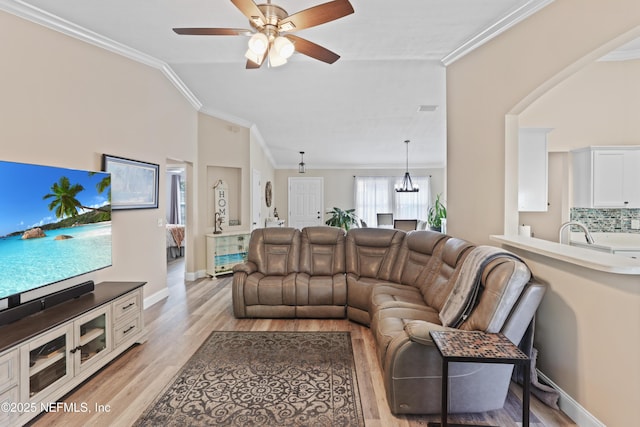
[166,163,186,279]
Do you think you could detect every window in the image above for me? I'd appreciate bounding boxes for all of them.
[354,176,431,227]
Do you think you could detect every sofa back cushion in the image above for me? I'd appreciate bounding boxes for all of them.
[458,256,531,333]
[345,228,404,280]
[389,231,449,286]
[247,227,300,275]
[421,237,474,311]
[299,226,346,275]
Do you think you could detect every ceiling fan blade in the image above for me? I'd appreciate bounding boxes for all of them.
[279,0,354,32]
[231,0,267,27]
[246,59,261,69]
[173,28,252,36]
[286,35,340,64]
[246,51,267,69]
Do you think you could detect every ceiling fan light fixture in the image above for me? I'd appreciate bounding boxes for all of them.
[248,32,268,54]
[244,48,264,65]
[274,36,295,59]
[268,48,288,67]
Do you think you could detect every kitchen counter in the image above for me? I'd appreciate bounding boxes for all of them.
[570,232,640,258]
[490,234,640,275]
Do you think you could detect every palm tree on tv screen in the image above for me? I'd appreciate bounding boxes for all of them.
[43,176,109,219]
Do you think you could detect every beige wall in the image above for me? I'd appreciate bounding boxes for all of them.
[521,59,640,151]
[195,114,248,273]
[0,11,197,302]
[447,0,640,424]
[519,60,640,240]
[274,168,445,225]
[250,133,276,226]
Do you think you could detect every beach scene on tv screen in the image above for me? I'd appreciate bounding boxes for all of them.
[0,160,112,300]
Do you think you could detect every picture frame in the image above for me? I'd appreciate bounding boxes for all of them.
[102,154,159,210]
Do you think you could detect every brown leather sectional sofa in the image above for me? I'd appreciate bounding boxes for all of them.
[232,226,546,415]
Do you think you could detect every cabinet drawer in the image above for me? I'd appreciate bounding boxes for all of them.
[0,350,18,392]
[112,291,141,323]
[0,386,19,423]
[113,314,141,348]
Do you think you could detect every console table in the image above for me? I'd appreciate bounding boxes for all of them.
[428,330,530,427]
[206,232,250,276]
[0,281,146,426]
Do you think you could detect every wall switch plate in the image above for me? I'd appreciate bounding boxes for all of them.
[158,218,164,227]
[632,219,640,230]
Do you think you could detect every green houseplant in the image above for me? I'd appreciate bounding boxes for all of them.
[325,207,361,231]
[428,194,447,232]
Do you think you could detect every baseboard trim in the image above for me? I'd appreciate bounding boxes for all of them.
[537,369,605,427]
[185,270,208,282]
[143,287,169,310]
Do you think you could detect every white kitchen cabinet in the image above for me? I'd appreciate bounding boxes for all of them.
[572,146,640,208]
[518,128,551,211]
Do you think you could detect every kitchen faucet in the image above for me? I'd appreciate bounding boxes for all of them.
[558,221,595,245]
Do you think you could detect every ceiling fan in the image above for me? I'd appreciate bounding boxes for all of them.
[173,0,354,69]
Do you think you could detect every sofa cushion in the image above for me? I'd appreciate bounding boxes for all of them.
[248,228,300,276]
[299,226,346,275]
[420,238,474,311]
[439,246,509,327]
[295,273,347,306]
[345,228,404,280]
[389,230,449,286]
[371,304,440,366]
[243,273,297,306]
[370,283,424,313]
[458,257,531,333]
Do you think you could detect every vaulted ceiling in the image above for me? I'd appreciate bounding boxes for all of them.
[4,0,556,169]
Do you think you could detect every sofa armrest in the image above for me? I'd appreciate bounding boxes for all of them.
[233,261,258,275]
[403,320,454,346]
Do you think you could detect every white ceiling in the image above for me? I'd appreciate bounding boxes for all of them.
[6,0,554,169]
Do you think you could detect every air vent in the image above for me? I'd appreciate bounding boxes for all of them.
[418,105,438,112]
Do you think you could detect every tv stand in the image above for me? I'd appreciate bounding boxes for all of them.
[0,280,95,327]
[0,281,146,426]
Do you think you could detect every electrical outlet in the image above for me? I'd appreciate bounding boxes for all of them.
[632,219,640,230]
[158,218,164,227]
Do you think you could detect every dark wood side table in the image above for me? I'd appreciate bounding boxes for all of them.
[427,330,531,427]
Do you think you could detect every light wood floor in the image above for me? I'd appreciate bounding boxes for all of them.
[28,259,576,427]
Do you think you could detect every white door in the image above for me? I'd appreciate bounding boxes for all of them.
[288,177,324,229]
[252,169,261,230]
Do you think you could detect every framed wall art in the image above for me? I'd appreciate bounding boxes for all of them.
[102,154,159,210]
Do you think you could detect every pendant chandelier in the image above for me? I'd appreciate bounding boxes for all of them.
[396,140,419,192]
[298,151,306,173]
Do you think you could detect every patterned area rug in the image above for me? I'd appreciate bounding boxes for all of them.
[134,331,364,426]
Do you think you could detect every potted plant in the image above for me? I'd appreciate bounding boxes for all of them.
[428,194,447,232]
[325,207,362,231]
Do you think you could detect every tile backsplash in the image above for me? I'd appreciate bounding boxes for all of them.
[571,208,640,233]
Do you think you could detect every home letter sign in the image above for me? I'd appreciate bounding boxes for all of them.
[213,179,228,228]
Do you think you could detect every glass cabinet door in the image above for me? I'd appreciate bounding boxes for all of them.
[24,325,73,401]
[74,306,111,373]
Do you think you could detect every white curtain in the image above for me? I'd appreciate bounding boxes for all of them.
[354,176,431,227]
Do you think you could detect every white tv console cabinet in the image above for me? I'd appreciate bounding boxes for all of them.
[0,281,146,426]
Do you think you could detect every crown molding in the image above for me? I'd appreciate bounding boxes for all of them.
[250,125,277,169]
[442,0,556,66]
[599,48,640,62]
[0,0,202,110]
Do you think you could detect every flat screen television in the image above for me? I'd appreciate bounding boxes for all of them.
[0,160,111,315]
